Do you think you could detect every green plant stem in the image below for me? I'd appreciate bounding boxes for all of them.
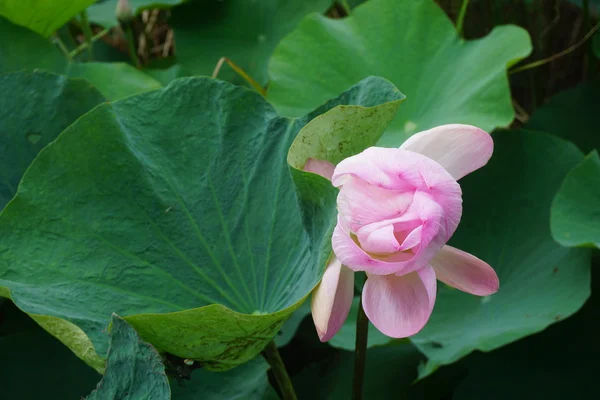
[510,21,600,74]
[79,10,94,60]
[211,57,266,96]
[263,340,297,400]
[352,298,369,400]
[456,0,470,37]
[53,36,71,60]
[582,0,593,77]
[68,28,110,59]
[339,0,352,15]
[124,24,140,68]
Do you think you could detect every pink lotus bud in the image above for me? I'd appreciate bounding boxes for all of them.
[308,124,499,340]
[116,0,133,24]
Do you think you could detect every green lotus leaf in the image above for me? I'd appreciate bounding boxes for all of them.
[268,0,531,145]
[551,151,600,249]
[0,17,161,100]
[171,0,332,86]
[0,70,106,210]
[526,79,600,153]
[65,62,162,100]
[0,75,404,370]
[0,0,95,37]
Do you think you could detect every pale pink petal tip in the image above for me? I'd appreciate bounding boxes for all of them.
[400,124,493,180]
[304,158,335,182]
[362,266,437,338]
[311,257,354,342]
[431,245,499,296]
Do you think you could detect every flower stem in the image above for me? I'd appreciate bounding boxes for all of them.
[211,57,266,96]
[67,28,110,59]
[456,0,470,37]
[352,298,369,400]
[52,35,71,60]
[263,340,297,400]
[124,24,140,68]
[79,10,94,60]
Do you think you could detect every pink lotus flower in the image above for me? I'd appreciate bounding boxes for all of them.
[305,124,499,341]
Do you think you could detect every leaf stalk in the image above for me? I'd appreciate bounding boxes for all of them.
[352,297,369,400]
[263,340,298,400]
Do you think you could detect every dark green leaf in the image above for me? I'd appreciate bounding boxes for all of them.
[454,258,600,400]
[0,70,105,210]
[172,0,332,86]
[0,17,66,73]
[293,341,425,399]
[171,357,273,400]
[86,314,170,400]
[0,302,99,398]
[526,79,600,153]
[551,150,600,248]
[0,17,162,100]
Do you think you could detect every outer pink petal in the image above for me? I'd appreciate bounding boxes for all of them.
[304,158,335,181]
[311,257,355,342]
[430,245,499,296]
[362,266,437,338]
[399,124,493,180]
[337,176,413,231]
[332,147,458,191]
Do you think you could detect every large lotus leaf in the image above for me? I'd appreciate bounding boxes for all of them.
[268,0,531,146]
[66,63,162,100]
[411,130,591,377]
[0,70,106,210]
[0,76,404,370]
[551,151,600,248]
[171,0,332,86]
[526,79,600,154]
[88,0,184,28]
[171,357,274,400]
[0,0,95,37]
[0,17,161,100]
[0,17,65,72]
[454,258,600,400]
[0,302,100,398]
[86,315,170,400]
